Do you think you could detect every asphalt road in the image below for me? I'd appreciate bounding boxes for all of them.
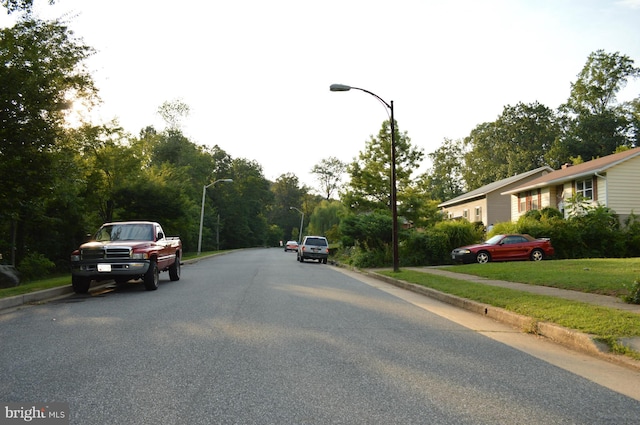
[1,248,640,424]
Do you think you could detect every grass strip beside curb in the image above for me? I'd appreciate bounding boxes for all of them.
[378,270,640,357]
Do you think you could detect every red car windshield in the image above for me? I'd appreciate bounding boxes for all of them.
[485,235,503,245]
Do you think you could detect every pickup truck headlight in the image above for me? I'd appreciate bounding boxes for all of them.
[70,255,80,262]
[131,252,149,260]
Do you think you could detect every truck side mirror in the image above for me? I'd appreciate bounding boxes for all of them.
[157,232,164,240]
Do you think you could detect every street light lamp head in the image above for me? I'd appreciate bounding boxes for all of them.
[220,179,233,182]
[330,84,352,92]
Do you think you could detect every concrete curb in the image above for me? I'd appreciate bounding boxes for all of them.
[362,269,640,372]
[0,285,73,311]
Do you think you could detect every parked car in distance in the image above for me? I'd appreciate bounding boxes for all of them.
[451,234,554,264]
[284,240,299,252]
[297,236,329,264]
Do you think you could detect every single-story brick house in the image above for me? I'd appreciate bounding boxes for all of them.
[502,146,640,223]
[438,166,554,227]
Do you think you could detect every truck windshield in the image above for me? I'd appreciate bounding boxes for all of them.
[95,224,154,242]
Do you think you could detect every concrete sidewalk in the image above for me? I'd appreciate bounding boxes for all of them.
[405,266,640,314]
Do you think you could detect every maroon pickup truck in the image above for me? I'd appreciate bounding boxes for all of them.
[70,221,182,293]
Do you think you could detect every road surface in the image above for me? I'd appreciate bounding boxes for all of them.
[1,248,639,424]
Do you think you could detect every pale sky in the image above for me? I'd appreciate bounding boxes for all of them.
[3,0,640,189]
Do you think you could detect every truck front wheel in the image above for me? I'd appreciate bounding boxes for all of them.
[72,275,90,294]
[144,260,159,291]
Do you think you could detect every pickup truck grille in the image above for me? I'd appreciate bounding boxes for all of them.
[81,247,132,260]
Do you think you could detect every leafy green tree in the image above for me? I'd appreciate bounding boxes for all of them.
[418,138,466,202]
[269,173,307,240]
[463,102,558,190]
[218,158,273,248]
[342,120,423,213]
[0,17,96,264]
[1,0,54,14]
[72,123,142,223]
[624,96,640,147]
[311,157,347,200]
[307,200,346,239]
[461,122,502,190]
[560,50,640,161]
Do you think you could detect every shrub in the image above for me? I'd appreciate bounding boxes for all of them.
[339,213,392,251]
[349,244,391,268]
[489,221,517,236]
[400,230,449,266]
[623,213,640,257]
[17,252,56,282]
[570,205,624,257]
[433,220,484,249]
[623,279,640,304]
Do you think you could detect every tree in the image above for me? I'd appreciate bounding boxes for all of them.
[419,138,466,202]
[1,0,54,14]
[463,102,559,190]
[342,120,423,213]
[629,97,640,146]
[307,200,346,240]
[157,99,190,131]
[219,158,273,248]
[560,50,640,160]
[72,122,142,224]
[311,157,347,200]
[566,50,639,116]
[269,173,307,241]
[0,16,96,264]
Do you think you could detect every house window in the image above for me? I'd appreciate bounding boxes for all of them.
[576,179,593,200]
[519,195,526,213]
[474,206,481,221]
[463,209,468,219]
[518,189,542,213]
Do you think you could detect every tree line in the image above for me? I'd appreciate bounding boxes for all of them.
[2,4,639,278]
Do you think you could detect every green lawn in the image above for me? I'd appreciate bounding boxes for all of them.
[437,258,640,296]
[378,262,640,359]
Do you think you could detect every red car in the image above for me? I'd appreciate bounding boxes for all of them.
[451,234,554,264]
[284,240,299,252]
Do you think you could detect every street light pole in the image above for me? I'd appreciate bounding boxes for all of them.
[289,206,304,243]
[330,83,399,272]
[198,178,233,255]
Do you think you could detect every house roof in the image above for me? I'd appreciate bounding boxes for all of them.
[502,146,640,195]
[438,166,554,208]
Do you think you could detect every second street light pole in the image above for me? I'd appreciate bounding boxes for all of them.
[198,178,233,255]
[289,206,304,243]
[330,83,399,272]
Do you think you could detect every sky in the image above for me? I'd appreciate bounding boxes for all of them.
[2,0,640,189]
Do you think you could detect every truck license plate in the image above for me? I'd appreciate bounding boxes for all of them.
[98,264,111,272]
